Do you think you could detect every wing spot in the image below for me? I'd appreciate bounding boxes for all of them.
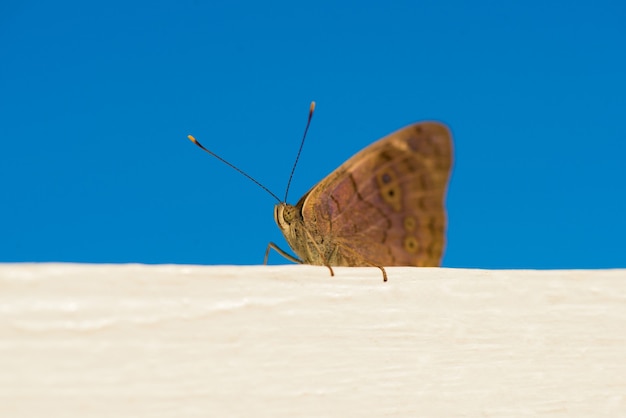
[376,170,402,212]
[404,236,419,253]
[421,216,446,265]
[404,216,416,231]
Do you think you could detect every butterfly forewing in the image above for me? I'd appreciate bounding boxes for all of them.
[297,122,452,267]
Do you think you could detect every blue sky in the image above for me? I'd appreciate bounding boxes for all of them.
[1,0,625,269]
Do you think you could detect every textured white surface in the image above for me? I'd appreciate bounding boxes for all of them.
[1,263,625,417]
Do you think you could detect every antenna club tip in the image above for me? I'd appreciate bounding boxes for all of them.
[187,135,197,143]
[310,101,316,112]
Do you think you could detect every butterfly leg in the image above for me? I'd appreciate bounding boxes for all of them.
[375,265,388,282]
[324,264,335,277]
[264,242,303,265]
[362,261,388,282]
[356,261,387,282]
[264,242,335,277]
[327,244,387,282]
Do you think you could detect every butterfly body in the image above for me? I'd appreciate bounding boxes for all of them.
[272,121,453,276]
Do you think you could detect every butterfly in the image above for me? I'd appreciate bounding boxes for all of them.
[188,103,453,282]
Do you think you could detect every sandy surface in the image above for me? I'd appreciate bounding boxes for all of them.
[1,263,625,417]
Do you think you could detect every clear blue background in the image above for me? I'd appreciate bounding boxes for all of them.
[2,0,625,269]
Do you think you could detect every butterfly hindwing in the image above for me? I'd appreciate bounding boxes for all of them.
[298,122,453,267]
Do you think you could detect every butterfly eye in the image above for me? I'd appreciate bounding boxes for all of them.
[283,206,298,223]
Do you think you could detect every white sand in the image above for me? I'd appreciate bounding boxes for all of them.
[1,263,625,417]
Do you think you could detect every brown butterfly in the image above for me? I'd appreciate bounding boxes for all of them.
[188,102,453,281]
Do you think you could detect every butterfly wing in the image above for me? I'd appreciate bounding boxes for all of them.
[299,122,453,267]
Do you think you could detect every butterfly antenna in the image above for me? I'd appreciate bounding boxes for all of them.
[283,101,315,202]
[187,135,282,203]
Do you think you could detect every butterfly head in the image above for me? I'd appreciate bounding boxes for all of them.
[273,203,300,231]
[273,202,310,262]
